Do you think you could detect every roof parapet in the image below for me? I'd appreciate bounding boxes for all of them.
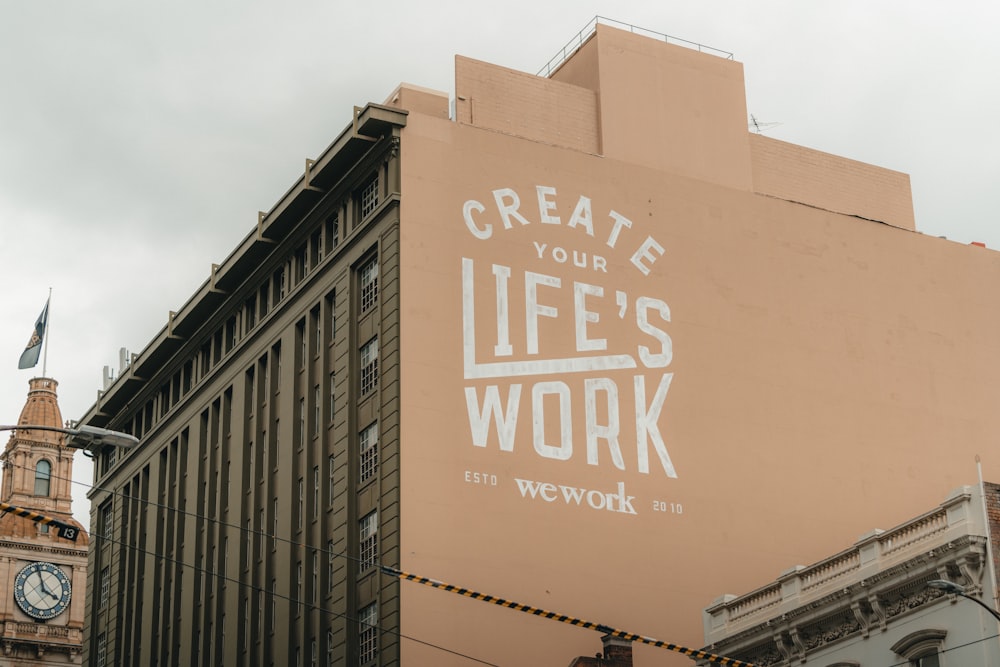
[537,15,733,78]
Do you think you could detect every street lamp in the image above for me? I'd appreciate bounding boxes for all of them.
[0,423,139,452]
[927,579,1000,623]
[0,423,136,542]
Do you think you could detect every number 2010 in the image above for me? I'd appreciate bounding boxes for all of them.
[653,500,682,514]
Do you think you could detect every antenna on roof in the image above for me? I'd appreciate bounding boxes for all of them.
[749,114,781,134]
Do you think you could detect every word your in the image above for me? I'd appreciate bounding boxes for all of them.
[462,185,665,276]
[514,478,638,515]
[465,374,676,477]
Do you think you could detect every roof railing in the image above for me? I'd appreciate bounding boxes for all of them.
[537,16,734,78]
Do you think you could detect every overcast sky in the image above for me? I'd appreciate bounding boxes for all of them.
[2,1,998,528]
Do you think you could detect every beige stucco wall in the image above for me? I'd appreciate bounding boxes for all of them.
[455,56,600,155]
[394,25,995,666]
[750,133,915,229]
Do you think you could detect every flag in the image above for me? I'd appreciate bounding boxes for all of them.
[18,299,49,370]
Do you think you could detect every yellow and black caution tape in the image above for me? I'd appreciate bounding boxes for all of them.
[381,566,754,667]
[0,501,80,542]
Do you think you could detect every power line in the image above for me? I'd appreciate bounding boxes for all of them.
[5,461,499,666]
[86,525,500,666]
[32,462,1000,667]
[879,629,1000,667]
[383,566,754,667]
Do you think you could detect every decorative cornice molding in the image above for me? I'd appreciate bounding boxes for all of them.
[703,539,988,666]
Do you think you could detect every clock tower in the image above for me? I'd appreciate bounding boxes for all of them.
[0,378,87,664]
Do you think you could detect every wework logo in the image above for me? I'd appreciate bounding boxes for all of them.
[513,478,638,515]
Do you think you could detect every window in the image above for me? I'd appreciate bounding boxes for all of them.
[324,213,339,254]
[101,447,117,476]
[96,632,107,667]
[296,561,303,611]
[328,293,336,342]
[257,509,264,561]
[360,175,379,219]
[298,319,307,368]
[272,498,278,551]
[245,295,257,330]
[270,579,276,632]
[299,397,306,447]
[328,373,335,423]
[259,281,270,316]
[258,590,264,634]
[311,229,323,267]
[359,423,378,484]
[359,257,378,313]
[328,454,335,506]
[358,602,378,664]
[312,307,321,356]
[313,466,319,519]
[328,540,335,593]
[243,597,250,652]
[359,337,378,396]
[892,629,947,667]
[359,510,378,571]
[100,501,114,537]
[34,459,51,496]
[298,478,304,530]
[294,243,307,283]
[313,385,320,436]
[100,566,110,609]
[312,551,318,604]
[327,630,334,667]
[225,316,237,352]
[274,266,286,302]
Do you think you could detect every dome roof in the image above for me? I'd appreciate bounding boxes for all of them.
[9,377,64,448]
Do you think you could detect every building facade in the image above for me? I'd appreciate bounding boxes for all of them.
[82,107,405,665]
[0,378,88,664]
[701,484,1000,666]
[78,19,1000,667]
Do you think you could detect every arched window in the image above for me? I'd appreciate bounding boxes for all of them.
[34,460,51,496]
[892,629,946,667]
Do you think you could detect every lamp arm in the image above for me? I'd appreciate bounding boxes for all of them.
[957,592,1000,624]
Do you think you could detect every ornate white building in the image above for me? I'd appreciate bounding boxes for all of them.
[0,378,88,664]
[701,485,1000,666]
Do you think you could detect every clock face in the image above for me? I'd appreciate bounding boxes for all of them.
[13,562,72,620]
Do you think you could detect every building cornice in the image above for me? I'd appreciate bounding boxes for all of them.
[701,536,987,666]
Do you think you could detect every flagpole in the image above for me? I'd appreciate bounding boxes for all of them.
[42,288,51,378]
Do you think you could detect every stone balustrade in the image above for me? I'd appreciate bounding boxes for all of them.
[704,486,980,642]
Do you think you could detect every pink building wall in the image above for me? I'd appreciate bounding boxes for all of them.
[392,25,998,665]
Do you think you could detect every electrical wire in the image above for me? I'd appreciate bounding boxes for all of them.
[85,525,500,666]
[19,461,1000,667]
[4,461,500,666]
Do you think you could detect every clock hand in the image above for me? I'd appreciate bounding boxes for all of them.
[37,576,59,600]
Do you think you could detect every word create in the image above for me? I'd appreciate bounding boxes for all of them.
[463,185,665,276]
